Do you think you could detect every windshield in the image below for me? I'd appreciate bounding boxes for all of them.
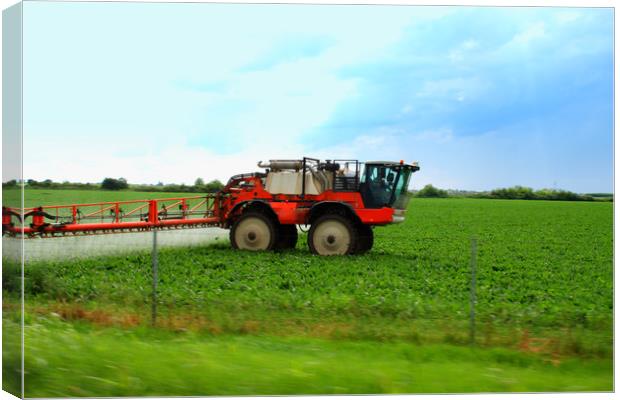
[360,164,414,209]
[392,168,412,210]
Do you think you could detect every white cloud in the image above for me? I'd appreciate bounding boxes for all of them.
[312,129,403,161]
[449,38,479,62]
[24,3,432,184]
[416,77,489,102]
[462,39,479,50]
[555,11,581,25]
[509,21,546,46]
[412,129,454,144]
[24,136,307,185]
[207,60,360,147]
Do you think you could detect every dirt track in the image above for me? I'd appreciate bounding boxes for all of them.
[2,227,229,262]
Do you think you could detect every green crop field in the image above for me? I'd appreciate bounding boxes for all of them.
[2,189,613,396]
[3,188,192,208]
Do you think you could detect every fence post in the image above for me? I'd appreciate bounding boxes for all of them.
[151,229,158,326]
[469,237,478,345]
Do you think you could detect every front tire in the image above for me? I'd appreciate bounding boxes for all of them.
[308,214,357,255]
[230,212,277,251]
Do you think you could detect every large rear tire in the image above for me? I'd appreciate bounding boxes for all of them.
[308,214,357,255]
[276,224,298,250]
[230,212,277,251]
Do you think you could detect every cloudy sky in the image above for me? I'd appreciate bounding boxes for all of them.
[23,3,613,192]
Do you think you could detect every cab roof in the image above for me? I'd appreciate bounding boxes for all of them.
[365,161,420,170]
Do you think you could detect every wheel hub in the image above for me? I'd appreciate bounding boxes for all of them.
[234,217,272,250]
[312,219,351,255]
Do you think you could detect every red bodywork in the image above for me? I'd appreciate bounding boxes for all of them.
[222,175,394,225]
[2,175,394,237]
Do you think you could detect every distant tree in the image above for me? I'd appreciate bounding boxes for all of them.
[26,179,38,186]
[163,184,182,192]
[194,178,205,187]
[416,184,448,198]
[204,179,224,193]
[101,178,115,190]
[101,177,129,190]
[2,180,17,188]
[490,186,536,200]
[485,186,594,201]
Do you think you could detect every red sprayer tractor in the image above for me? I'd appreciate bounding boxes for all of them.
[2,157,420,255]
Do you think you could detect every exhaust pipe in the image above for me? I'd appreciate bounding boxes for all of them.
[257,160,303,171]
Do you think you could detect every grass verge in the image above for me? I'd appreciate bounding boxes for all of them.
[3,316,612,397]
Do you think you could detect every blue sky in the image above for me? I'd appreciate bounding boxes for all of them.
[23,3,613,192]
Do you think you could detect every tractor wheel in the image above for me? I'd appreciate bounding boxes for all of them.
[230,212,277,251]
[276,224,298,250]
[355,224,374,254]
[308,214,357,256]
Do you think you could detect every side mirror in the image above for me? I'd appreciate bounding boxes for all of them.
[387,173,395,183]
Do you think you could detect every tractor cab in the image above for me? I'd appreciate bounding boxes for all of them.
[359,161,420,220]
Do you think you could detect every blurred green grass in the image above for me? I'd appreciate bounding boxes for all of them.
[3,316,611,397]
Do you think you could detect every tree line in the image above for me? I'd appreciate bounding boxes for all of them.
[415,184,612,202]
[3,178,225,193]
[3,179,611,202]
